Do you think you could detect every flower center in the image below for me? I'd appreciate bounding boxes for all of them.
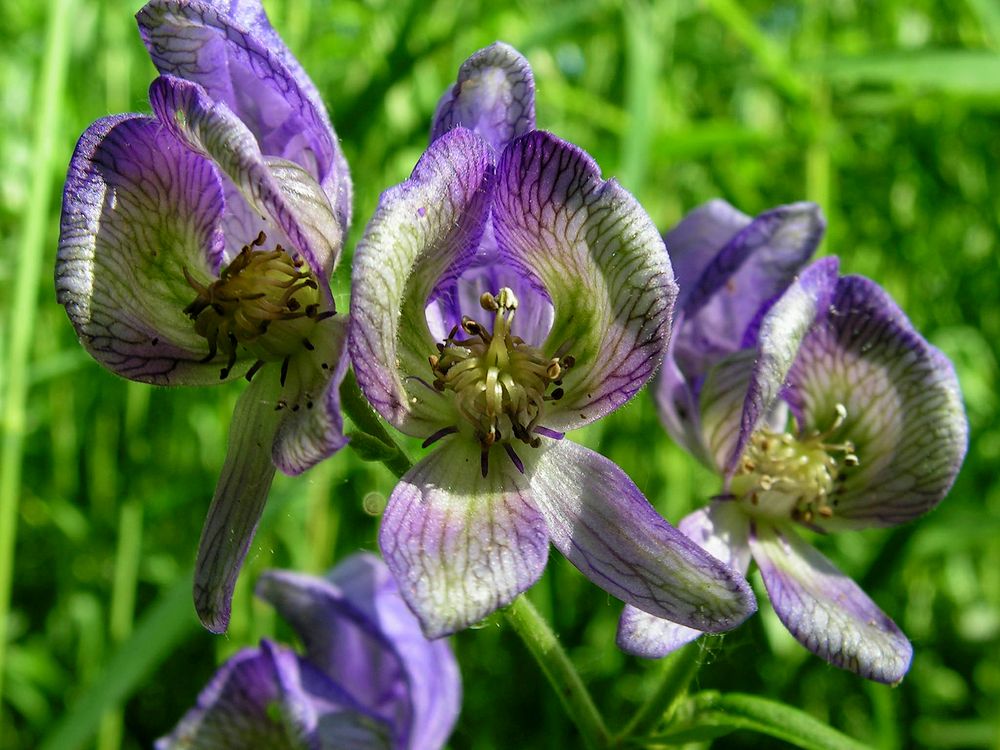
[729,404,859,524]
[427,287,572,476]
[184,232,329,379]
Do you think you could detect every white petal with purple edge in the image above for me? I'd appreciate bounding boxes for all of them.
[149,75,341,295]
[431,42,535,154]
[350,128,494,436]
[531,440,755,631]
[193,373,280,633]
[750,521,912,684]
[136,0,352,230]
[56,114,232,385]
[617,502,753,658]
[493,131,677,431]
[378,438,550,638]
[786,275,968,529]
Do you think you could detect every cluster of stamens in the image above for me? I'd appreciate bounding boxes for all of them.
[183,232,331,379]
[729,404,859,525]
[426,288,572,476]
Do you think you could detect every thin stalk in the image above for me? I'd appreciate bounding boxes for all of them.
[339,369,413,478]
[617,641,704,742]
[503,595,611,750]
[0,0,75,715]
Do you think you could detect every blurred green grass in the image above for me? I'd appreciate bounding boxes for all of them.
[2,0,999,748]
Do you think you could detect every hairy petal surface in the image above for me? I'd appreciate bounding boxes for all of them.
[531,440,755,631]
[725,257,839,474]
[149,75,341,291]
[787,275,968,529]
[271,315,350,475]
[194,373,281,633]
[750,521,912,684]
[493,131,676,431]
[379,438,550,638]
[431,42,535,154]
[350,128,493,435]
[136,0,352,229]
[56,114,232,385]
[156,641,391,750]
[673,202,824,381]
[617,502,752,658]
[258,555,461,750]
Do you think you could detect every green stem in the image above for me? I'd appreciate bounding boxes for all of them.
[0,0,75,716]
[503,595,611,750]
[618,641,705,742]
[339,369,412,478]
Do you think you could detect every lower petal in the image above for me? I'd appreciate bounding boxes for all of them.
[531,440,756,632]
[379,438,550,638]
[194,376,281,633]
[749,521,912,684]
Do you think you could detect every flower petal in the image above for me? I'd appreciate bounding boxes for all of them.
[617,502,752,658]
[193,374,281,633]
[378,438,550,637]
[786,275,968,528]
[56,114,232,385]
[149,75,342,291]
[156,641,392,750]
[258,555,461,750]
[136,0,351,230]
[531,439,756,631]
[493,131,677,431]
[431,42,535,154]
[725,257,840,474]
[672,202,824,381]
[271,314,350,475]
[350,127,494,436]
[749,521,912,684]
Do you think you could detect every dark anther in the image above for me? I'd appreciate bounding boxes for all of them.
[280,356,290,387]
[550,388,564,401]
[314,309,337,322]
[292,404,300,412]
[480,449,490,478]
[253,230,267,247]
[461,316,481,337]
[561,355,576,368]
[275,399,287,411]
[245,359,265,382]
[287,298,300,311]
[150,337,159,346]
[321,362,329,370]
[504,444,525,474]
[304,304,319,317]
[302,338,315,351]
[306,401,314,410]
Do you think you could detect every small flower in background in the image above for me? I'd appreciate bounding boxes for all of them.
[157,553,461,750]
[56,0,352,633]
[618,201,968,684]
[350,44,756,638]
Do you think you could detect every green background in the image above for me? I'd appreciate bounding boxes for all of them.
[1,0,998,747]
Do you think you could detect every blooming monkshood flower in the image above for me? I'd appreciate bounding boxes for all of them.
[349,43,755,638]
[617,201,968,683]
[55,0,352,633]
[157,552,461,750]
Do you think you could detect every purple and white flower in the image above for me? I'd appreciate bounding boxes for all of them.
[55,0,351,633]
[157,553,461,750]
[617,201,968,684]
[349,44,756,638]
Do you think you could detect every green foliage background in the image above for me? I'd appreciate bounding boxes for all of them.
[1,0,999,747]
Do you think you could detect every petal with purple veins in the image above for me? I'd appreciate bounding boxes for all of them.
[493,131,677,431]
[349,127,494,436]
[617,502,753,658]
[378,438,550,638]
[193,372,281,633]
[749,521,912,684]
[136,0,352,230]
[431,41,535,154]
[530,439,756,631]
[271,314,350,475]
[56,114,233,385]
[673,202,824,382]
[149,75,341,293]
[785,275,968,529]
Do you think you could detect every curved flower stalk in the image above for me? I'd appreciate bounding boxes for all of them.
[55,0,351,633]
[350,43,756,639]
[158,553,461,750]
[618,203,968,683]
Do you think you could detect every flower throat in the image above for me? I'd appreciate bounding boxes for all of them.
[427,288,572,477]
